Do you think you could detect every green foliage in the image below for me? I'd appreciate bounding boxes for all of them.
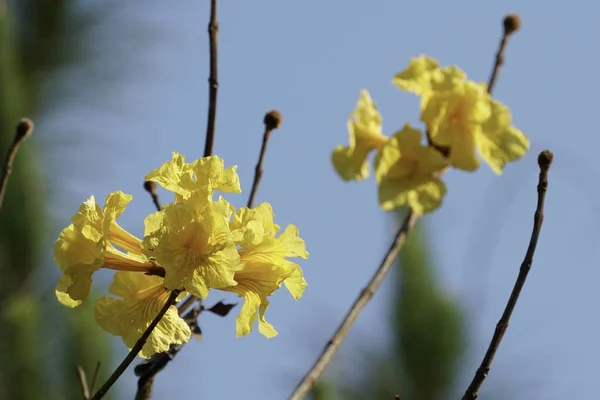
[392,224,464,400]
[0,3,112,398]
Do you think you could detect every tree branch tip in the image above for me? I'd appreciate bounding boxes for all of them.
[537,150,553,170]
[143,180,157,194]
[15,118,34,142]
[503,13,521,36]
[264,110,282,131]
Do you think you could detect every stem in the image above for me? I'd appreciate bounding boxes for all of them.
[462,150,553,399]
[247,127,272,208]
[0,118,33,211]
[90,290,181,400]
[288,210,419,400]
[203,0,219,157]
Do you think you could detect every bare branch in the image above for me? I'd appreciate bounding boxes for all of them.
[0,118,34,211]
[462,150,553,400]
[289,210,419,400]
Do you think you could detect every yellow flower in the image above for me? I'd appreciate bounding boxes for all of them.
[477,99,530,174]
[54,191,159,308]
[393,55,442,95]
[221,202,308,338]
[142,193,241,299]
[422,79,492,171]
[145,152,241,201]
[374,124,448,214]
[95,272,191,359]
[332,90,388,181]
[395,55,529,173]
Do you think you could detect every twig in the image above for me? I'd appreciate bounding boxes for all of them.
[143,181,161,211]
[487,14,521,94]
[134,305,202,400]
[203,0,219,157]
[89,362,101,395]
[247,110,282,208]
[289,210,419,400]
[90,290,181,400]
[76,365,91,399]
[462,150,553,400]
[0,118,34,211]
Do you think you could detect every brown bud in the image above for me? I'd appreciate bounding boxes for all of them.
[537,150,553,169]
[264,110,282,131]
[143,180,157,194]
[503,14,521,36]
[15,118,34,142]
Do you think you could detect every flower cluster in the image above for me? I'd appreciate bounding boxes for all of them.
[54,153,308,358]
[332,55,530,214]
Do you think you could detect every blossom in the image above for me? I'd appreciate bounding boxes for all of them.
[145,152,241,201]
[394,55,529,173]
[374,124,448,214]
[332,90,388,181]
[95,272,191,359]
[142,193,241,299]
[221,202,308,338]
[54,191,159,308]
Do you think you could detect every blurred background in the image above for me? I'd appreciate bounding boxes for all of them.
[1,1,599,399]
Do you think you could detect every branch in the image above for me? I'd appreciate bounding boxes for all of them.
[247,110,282,208]
[143,181,161,211]
[487,14,521,94]
[76,365,91,400]
[203,0,219,157]
[462,150,553,400]
[133,304,202,400]
[0,118,34,211]
[288,210,419,400]
[90,290,181,400]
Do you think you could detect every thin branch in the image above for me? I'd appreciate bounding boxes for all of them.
[143,181,161,211]
[203,0,219,157]
[89,362,101,395]
[0,118,34,211]
[90,290,181,400]
[487,14,521,94]
[462,150,553,400]
[134,305,202,400]
[289,210,419,400]
[76,365,91,399]
[247,110,282,208]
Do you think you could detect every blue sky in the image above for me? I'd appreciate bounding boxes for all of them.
[37,1,600,399]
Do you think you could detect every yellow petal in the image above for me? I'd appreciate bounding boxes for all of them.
[145,152,194,198]
[393,55,441,95]
[283,265,307,300]
[54,225,103,306]
[94,272,191,359]
[448,126,480,171]
[407,178,447,215]
[478,100,530,174]
[191,156,242,195]
[332,90,387,181]
[331,145,371,181]
[378,177,446,214]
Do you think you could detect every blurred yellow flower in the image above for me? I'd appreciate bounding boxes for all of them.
[142,193,241,299]
[221,203,308,338]
[332,90,388,181]
[54,191,159,308]
[145,152,241,201]
[394,55,529,173]
[95,272,190,359]
[374,124,448,214]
